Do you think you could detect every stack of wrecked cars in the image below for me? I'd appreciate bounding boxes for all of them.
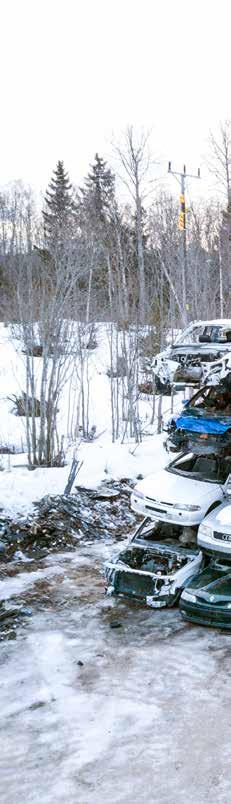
[165,380,231,455]
[152,319,231,392]
[180,502,231,628]
[105,452,231,620]
[104,321,231,628]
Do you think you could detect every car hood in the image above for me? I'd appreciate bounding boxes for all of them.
[186,563,231,603]
[133,469,220,505]
[202,501,231,531]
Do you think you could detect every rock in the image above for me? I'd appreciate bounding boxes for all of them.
[110,621,122,629]
[20,608,33,617]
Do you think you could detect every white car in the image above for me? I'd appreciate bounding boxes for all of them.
[153,320,231,390]
[198,502,231,555]
[131,452,231,526]
[104,516,203,608]
[203,353,231,386]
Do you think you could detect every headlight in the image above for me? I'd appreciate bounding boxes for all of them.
[133,490,145,499]
[181,590,197,603]
[174,504,201,511]
[198,524,213,538]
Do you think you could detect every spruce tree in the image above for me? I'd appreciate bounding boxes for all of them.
[43,161,75,244]
[83,153,115,226]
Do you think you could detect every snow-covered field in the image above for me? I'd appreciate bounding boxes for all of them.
[0,323,180,516]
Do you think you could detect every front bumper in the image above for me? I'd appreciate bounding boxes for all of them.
[131,494,202,526]
[198,534,231,556]
[180,599,231,629]
[105,563,178,607]
[173,367,202,383]
[105,576,177,607]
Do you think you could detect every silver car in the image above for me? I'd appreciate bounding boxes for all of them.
[198,502,231,555]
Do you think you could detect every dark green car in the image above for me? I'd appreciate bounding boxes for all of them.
[180,558,231,628]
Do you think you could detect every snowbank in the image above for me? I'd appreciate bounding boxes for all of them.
[0,323,177,517]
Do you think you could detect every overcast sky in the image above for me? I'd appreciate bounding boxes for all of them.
[1,0,230,201]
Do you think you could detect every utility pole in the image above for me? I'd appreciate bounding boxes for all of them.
[168,163,201,325]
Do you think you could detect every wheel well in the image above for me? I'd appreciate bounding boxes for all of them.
[205,500,221,516]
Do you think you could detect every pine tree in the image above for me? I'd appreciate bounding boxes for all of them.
[43,161,75,244]
[83,153,115,226]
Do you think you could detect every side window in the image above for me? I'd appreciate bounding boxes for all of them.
[202,326,212,342]
[190,326,204,343]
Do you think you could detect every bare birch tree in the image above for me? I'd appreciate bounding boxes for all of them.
[10,241,81,467]
[115,126,153,322]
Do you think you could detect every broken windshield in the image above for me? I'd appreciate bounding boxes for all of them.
[187,387,231,414]
[175,325,231,347]
[167,453,231,483]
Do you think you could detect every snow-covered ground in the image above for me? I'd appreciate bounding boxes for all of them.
[0,543,230,804]
[1,324,231,804]
[0,323,182,517]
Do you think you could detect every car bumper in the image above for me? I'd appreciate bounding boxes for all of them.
[131,494,202,525]
[105,569,177,607]
[180,599,231,629]
[198,534,231,555]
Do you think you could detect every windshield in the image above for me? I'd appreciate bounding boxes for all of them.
[175,326,204,346]
[175,324,231,347]
[167,452,231,483]
[188,386,231,414]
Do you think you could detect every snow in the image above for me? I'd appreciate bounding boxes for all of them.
[0,544,230,804]
[0,434,169,517]
[1,323,231,804]
[0,323,176,517]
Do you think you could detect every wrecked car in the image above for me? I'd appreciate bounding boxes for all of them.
[153,320,231,391]
[197,501,231,556]
[203,354,231,386]
[104,516,202,607]
[180,558,231,629]
[165,385,231,455]
[131,452,231,526]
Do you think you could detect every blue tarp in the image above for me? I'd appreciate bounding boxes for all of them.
[176,413,231,435]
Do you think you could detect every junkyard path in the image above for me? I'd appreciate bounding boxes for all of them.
[0,541,230,804]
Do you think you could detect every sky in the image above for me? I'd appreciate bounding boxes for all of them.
[1,0,231,203]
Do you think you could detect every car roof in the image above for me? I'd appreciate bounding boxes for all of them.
[188,319,231,328]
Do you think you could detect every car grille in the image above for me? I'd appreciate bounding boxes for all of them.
[114,569,155,599]
[146,505,167,514]
[146,495,174,507]
[214,531,231,543]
